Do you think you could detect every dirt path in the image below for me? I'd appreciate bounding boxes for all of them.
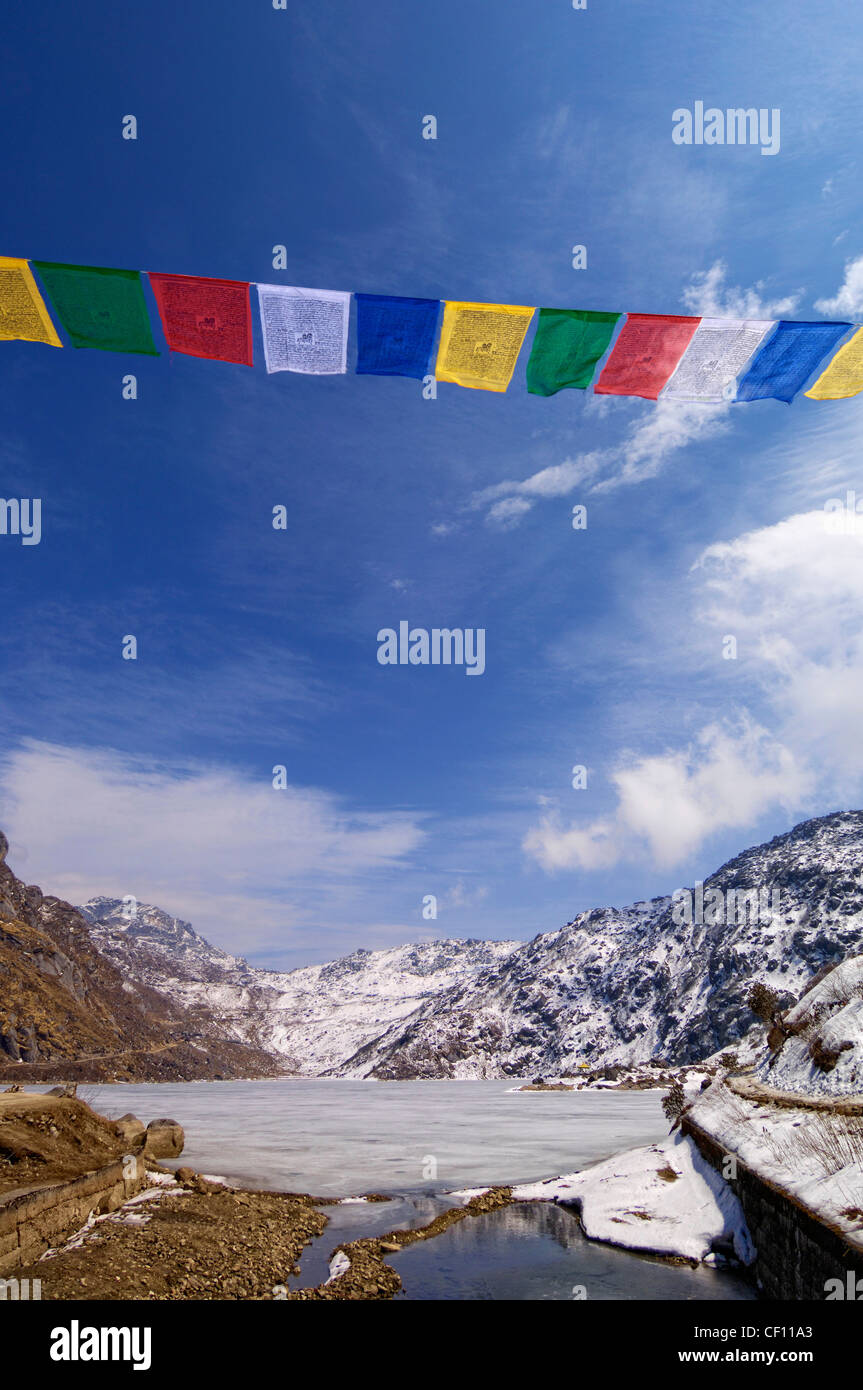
[727,1073,863,1115]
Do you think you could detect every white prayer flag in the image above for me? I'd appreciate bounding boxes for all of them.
[661,317,774,402]
[256,284,351,374]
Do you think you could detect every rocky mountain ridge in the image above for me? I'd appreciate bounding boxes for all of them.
[7,810,863,1082]
[334,811,863,1078]
[77,898,521,1075]
[0,835,278,1082]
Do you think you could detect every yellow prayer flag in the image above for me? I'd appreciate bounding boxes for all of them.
[805,326,863,399]
[435,301,534,392]
[0,256,62,346]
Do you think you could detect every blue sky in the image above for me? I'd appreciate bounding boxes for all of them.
[2,0,863,968]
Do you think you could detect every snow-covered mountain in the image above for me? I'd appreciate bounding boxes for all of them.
[333,812,863,1078]
[79,812,863,1079]
[79,897,251,981]
[77,898,520,1075]
[0,842,278,1082]
[754,950,863,1097]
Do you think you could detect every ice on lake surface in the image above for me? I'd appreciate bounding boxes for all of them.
[73,1078,757,1300]
[83,1078,669,1196]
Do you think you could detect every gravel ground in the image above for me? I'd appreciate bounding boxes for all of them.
[20,1171,514,1301]
[20,1180,327,1301]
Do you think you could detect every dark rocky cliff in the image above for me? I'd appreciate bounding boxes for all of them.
[0,833,278,1081]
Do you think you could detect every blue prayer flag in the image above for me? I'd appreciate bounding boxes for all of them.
[355,294,442,379]
[735,321,852,403]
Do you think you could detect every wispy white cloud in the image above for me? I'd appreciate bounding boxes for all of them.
[442,878,488,910]
[524,719,808,872]
[486,496,535,530]
[0,741,425,961]
[814,254,863,317]
[473,455,602,511]
[590,401,730,493]
[468,402,730,527]
[680,260,802,318]
[524,507,863,874]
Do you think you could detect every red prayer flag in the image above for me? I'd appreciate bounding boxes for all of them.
[148,273,253,365]
[594,313,700,400]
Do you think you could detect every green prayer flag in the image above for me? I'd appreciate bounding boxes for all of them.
[33,262,159,355]
[526,308,620,395]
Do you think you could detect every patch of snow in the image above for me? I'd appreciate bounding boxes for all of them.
[512,1132,754,1266]
[326,1250,351,1283]
[688,1080,863,1240]
[755,953,863,1097]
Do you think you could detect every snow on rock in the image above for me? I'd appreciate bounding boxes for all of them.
[687,1079,863,1241]
[326,1250,351,1283]
[511,1132,755,1266]
[40,1180,187,1260]
[755,953,863,1097]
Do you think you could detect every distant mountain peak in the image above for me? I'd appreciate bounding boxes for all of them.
[72,810,863,1081]
[75,899,522,1074]
[78,897,248,974]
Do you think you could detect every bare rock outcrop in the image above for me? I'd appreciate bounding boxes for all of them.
[143,1118,184,1159]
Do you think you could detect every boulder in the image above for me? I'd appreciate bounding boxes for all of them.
[174,1166,220,1194]
[143,1118,184,1159]
[114,1113,147,1149]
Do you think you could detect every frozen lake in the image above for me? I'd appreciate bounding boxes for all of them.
[49,1078,757,1300]
[81,1077,669,1196]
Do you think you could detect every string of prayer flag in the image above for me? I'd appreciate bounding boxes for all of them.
[594,313,701,400]
[33,262,158,355]
[2,250,861,412]
[0,256,62,347]
[435,301,535,392]
[526,308,620,395]
[149,273,253,366]
[257,284,350,374]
